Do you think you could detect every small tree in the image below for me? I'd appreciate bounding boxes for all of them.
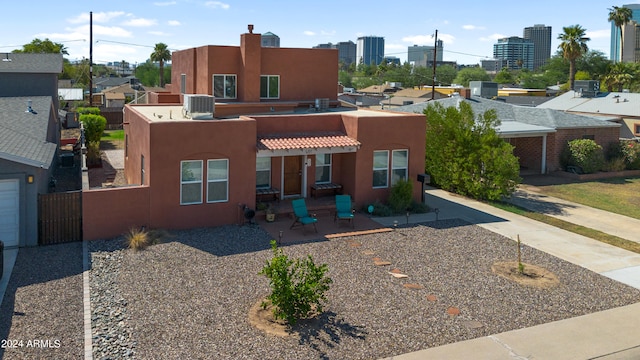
[388,179,413,213]
[424,102,521,201]
[259,240,332,325]
[80,114,107,144]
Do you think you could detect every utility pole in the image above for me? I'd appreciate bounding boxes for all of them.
[89,11,93,106]
[431,29,438,100]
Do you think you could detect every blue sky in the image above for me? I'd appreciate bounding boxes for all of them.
[1,0,639,66]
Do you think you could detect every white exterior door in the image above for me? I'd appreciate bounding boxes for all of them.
[0,179,19,247]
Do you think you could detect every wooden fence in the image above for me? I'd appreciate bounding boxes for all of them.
[38,191,83,245]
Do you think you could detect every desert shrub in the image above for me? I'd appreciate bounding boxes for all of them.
[125,227,149,251]
[562,139,605,174]
[146,229,171,245]
[86,141,101,166]
[602,158,627,172]
[80,114,107,143]
[362,200,394,217]
[408,200,429,213]
[259,240,332,324]
[388,179,413,213]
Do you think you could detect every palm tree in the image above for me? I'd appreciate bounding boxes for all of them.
[608,6,633,62]
[558,25,590,90]
[602,62,635,91]
[150,43,171,87]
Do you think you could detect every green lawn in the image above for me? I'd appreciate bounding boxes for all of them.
[101,129,124,141]
[532,177,640,220]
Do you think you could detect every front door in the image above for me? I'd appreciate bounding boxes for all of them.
[283,156,302,196]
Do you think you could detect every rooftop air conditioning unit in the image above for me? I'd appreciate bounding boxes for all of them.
[183,94,214,120]
[315,98,329,111]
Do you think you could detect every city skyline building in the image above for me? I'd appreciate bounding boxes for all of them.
[610,4,640,62]
[407,40,443,67]
[356,36,385,66]
[493,36,535,71]
[523,24,552,69]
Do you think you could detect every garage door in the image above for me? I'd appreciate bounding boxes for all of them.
[0,179,19,247]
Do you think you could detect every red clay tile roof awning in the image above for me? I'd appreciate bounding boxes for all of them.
[257,132,361,156]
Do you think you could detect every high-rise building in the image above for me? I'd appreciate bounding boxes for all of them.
[356,36,385,66]
[523,24,551,69]
[610,4,640,62]
[493,37,535,71]
[407,40,443,67]
[314,41,357,67]
[261,32,280,47]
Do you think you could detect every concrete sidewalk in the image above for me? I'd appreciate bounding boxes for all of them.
[374,187,640,360]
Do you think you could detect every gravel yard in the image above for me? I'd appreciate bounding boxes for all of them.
[89,219,640,360]
[0,242,84,360]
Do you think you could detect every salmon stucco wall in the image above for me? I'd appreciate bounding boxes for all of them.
[83,186,150,240]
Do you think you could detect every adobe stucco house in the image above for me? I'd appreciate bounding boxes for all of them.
[82,26,426,240]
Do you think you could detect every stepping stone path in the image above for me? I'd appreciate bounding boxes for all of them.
[447,306,461,316]
[403,283,424,290]
[426,295,437,302]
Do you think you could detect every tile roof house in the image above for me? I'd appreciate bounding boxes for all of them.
[538,90,640,140]
[395,94,620,174]
[82,26,427,240]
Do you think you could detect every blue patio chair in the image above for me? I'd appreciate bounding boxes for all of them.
[335,195,355,228]
[290,199,318,233]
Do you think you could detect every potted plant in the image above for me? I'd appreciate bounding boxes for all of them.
[265,203,277,222]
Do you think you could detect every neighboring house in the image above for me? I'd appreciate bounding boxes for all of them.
[0,96,59,248]
[538,90,640,140]
[0,53,63,111]
[395,94,620,174]
[0,53,62,248]
[93,76,134,93]
[82,26,427,240]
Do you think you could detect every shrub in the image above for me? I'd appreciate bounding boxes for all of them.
[388,179,413,213]
[76,107,101,115]
[562,139,605,174]
[603,158,627,172]
[125,227,149,251]
[259,240,332,324]
[86,141,101,167]
[621,140,640,170]
[81,114,107,143]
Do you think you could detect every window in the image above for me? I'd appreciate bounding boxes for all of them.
[372,150,389,188]
[141,155,145,185]
[635,124,640,135]
[180,74,186,94]
[315,154,332,184]
[260,75,279,99]
[582,135,595,140]
[181,160,202,205]
[213,74,237,99]
[391,150,408,185]
[256,157,271,189]
[207,159,228,203]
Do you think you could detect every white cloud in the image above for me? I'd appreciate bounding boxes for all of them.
[479,33,506,42]
[68,11,126,24]
[122,18,157,27]
[303,31,315,36]
[154,1,176,5]
[204,1,230,9]
[149,31,170,36]
[385,43,405,51]
[168,20,181,26]
[586,29,610,39]
[463,24,485,31]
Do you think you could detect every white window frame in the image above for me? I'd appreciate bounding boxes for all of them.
[256,157,271,189]
[391,149,409,186]
[260,75,280,99]
[315,153,332,184]
[212,74,237,99]
[180,160,203,205]
[207,159,229,203]
[372,150,389,188]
